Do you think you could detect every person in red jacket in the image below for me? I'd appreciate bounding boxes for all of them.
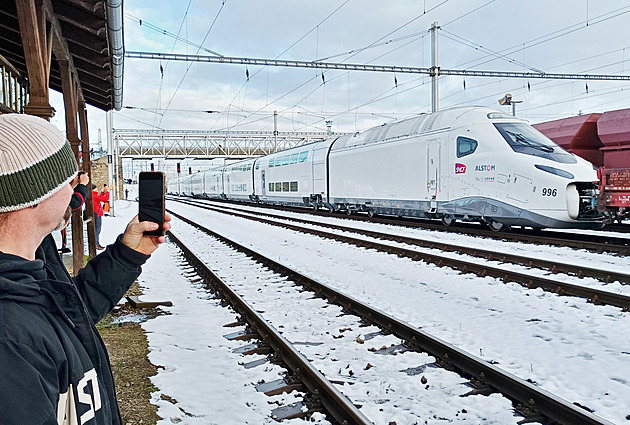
[92,184,110,249]
[102,184,110,216]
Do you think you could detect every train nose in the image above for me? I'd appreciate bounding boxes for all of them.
[567,182,601,220]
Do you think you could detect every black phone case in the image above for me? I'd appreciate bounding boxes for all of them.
[138,172,165,236]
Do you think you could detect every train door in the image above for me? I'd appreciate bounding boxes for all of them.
[261,170,266,197]
[427,139,440,199]
[312,145,328,199]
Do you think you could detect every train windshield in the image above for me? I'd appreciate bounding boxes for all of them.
[494,123,576,164]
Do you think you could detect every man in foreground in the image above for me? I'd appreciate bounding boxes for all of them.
[0,113,171,424]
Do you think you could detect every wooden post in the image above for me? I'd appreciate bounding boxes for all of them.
[79,101,97,258]
[15,0,55,119]
[59,59,85,275]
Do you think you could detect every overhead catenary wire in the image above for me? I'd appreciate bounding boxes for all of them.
[449,4,630,71]
[151,0,193,129]
[126,0,489,132]
[209,0,352,132]
[124,3,630,134]
[211,0,450,132]
[157,0,229,128]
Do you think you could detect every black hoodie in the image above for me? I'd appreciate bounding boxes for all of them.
[0,233,149,424]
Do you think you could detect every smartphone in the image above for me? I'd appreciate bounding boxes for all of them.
[138,171,166,236]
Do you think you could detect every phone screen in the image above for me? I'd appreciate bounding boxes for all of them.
[139,171,165,236]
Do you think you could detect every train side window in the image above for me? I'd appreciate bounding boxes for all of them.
[256,163,260,170]
[457,136,478,158]
[275,182,282,191]
[290,181,298,191]
[269,159,275,168]
[269,183,274,191]
[282,156,290,166]
[275,158,282,167]
[298,151,308,162]
[290,153,299,164]
[282,182,290,191]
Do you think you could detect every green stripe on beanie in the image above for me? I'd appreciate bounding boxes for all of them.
[0,114,79,213]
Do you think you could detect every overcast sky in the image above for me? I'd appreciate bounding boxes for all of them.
[50,0,630,145]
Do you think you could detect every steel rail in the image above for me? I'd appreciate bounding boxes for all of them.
[177,197,630,256]
[177,199,630,286]
[167,231,372,425]
[600,223,630,234]
[168,202,630,311]
[168,210,614,425]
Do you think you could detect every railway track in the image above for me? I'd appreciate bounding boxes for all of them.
[169,199,630,311]
[167,210,614,425]
[600,222,630,233]
[172,197,630,256]
[168,232,371,424]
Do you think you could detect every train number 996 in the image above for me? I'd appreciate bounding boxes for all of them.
[541,188,557,197]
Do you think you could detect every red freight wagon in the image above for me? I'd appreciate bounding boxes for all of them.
[596,108,630,219]
[597,108,630,169]
[533,113,603,167]
[597,168,630,219]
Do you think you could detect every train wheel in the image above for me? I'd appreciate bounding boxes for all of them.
[487,220,507,232]
[441,215,455,227]
[312,204,319,212]
[367,209,376,218]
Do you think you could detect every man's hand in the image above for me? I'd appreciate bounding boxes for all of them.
[121,214,172,255]
[79,173,89,186]
[71,172,90,188]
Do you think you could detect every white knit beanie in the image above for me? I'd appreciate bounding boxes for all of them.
[0,113,78,213]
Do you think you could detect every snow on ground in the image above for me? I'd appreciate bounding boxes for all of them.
[173,222,522,424]
[191,201,630,296]
[98,201,329,424]
[91,200,630,424]
[199,199,630,276]
[166,200,630,425]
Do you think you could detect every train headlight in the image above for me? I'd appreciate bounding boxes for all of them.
[566,184,580,219]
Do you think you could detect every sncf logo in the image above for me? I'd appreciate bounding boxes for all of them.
[455,163,466,174]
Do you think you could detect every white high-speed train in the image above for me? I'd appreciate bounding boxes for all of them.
[170,106,606,230]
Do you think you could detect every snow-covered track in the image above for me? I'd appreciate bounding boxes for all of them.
[169,200,630,311]
[168,231,371,424]
[176,198,630,287]
[170,197,630,256]
[168,210,614,425]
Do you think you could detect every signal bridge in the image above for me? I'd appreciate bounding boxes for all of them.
[114,129,341,159]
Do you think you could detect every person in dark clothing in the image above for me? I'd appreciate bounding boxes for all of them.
[59,172,90,253]
[0,113,171,424]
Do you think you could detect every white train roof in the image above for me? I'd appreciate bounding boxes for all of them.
[332,106,519,151]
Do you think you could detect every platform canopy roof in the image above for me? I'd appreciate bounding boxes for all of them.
[0,0,123,111]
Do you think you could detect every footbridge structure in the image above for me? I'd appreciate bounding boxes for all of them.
[114,129,340,159]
